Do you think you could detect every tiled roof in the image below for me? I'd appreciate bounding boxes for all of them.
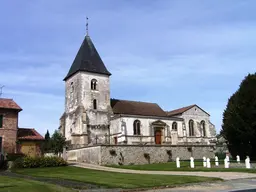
[111,99,167,117]
[64,35,111,80]
[167,104,210,116]
[0,98,22,111]
[17,128,44,141]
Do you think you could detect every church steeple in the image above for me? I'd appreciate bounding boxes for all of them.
[64,22,111,81]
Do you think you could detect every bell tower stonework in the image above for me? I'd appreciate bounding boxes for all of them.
[60,34,112,147]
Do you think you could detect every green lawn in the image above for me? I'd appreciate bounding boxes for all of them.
[13,166,221,189]
[0,176,73,192]
[107,161,256,173]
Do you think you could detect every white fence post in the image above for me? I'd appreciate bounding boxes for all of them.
[203,156,206,167]
[245,156,251,169]
[236,155,240,164]
[215,156,219,166]
[190,157,195,168]
[224,158,229,168]
[206,158,211,168]
[176,157,180,168]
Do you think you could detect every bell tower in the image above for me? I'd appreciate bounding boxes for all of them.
[61,21,112,146]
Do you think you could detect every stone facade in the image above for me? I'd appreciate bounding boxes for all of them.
[174,106,216,139]
[67,145,215,165]
[109,107,217,146]
[0,109,18,153]
[63,71,111,146]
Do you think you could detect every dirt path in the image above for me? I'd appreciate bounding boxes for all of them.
[69,161,256,180]
[139,178,256,192]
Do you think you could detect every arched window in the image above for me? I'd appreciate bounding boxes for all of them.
[133,120,141,135]
[172,122,177,131]
[201,120,206,137]
[91,79,97,90]
[93,99,97,110]
[189,120,194,136]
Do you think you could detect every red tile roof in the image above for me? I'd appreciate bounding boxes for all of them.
[17,128,44,141]
[0,98,22,111]
[167,104,210,116]
[111,99,167,117]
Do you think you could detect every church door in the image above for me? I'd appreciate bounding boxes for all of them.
[155,130,162,144]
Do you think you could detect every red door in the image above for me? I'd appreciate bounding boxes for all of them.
[155,130,162,144]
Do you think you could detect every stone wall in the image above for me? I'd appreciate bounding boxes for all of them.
[67,146,101,164]
[67,145,215,165]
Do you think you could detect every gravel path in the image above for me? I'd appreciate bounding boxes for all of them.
[139,178,256,192]
[69,161,256,180]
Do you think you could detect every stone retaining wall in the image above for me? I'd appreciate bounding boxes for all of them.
[67,145,215,165]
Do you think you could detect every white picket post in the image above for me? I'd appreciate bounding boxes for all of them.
[190,157,195,168]
[176,157,180,168]
[215,156,219,166]
[224,158,229,168]
[203,156,206,167]
[206,158,211,168]
[236,155,240,164]
[245,156,251,169]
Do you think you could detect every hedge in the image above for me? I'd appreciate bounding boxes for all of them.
[12,156,68,169]
[7,153,25,161]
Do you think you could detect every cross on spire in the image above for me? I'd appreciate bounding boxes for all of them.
[86,17,89,36]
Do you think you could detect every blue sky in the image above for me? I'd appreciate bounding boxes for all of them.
[0,0,255,136]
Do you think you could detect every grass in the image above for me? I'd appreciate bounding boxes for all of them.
[13,166,221,189]
[107,161,256,173]
[0,176,74,192]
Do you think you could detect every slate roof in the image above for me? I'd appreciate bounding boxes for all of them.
[167,104,210,116]
[111,99,167,117]
[64,35,111,80]
[0,98,22,111]
[17,128,44,141]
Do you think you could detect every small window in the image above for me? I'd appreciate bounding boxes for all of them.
[201,120,206,137]
[93,99,97,109]
[189,119,194,136]
[133,120,141,135]
[91,79,97,90]
[70,82,74,93]
[0,115,3,128]
[172,122,177,131]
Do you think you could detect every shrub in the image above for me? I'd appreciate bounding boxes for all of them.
[12,156,67,169]
[144,153,150,159]
[7,153,25,161]
[109,149,116,156]
[0,160,8,170]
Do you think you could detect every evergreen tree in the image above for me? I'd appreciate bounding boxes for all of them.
[43,130,51,152]
[45,130,50,140]
[221,73,256,159]
[51,130,66,155]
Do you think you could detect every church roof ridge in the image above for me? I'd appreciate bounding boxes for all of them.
[167,104,210,116]
[110,98,159,105]
[110,98,167,117]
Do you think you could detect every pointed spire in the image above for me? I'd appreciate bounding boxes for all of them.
[86,17,89,36]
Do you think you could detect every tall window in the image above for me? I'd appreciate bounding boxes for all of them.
[0,115,3,128]
[93,99,97,110]
[133,120,141,135]
[189,119,194,136]
[172,122,177,131]
[201,120,206,137]
[91,79,97,90]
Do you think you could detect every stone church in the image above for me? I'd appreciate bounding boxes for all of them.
[59,31,217,164]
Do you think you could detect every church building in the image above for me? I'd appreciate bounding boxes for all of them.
[59,27,217,164]
[60,30,216,147]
